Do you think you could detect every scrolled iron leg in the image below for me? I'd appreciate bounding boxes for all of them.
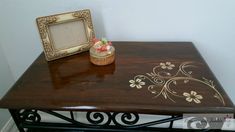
[169,115,174,128]
[9,109,25,132]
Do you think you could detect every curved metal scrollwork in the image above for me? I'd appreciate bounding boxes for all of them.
[86,112,139,127]
[112,113,139,127]
[187,117,208,129]
[11,109,183,131]
[19,110,41,123]
[86,112,112,126]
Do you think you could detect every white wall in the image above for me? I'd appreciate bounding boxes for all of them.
[0,43,15,129]
[0,0,234,127]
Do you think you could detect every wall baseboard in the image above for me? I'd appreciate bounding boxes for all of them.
[0,118,17,132]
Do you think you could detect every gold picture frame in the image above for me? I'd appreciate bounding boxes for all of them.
[36,9,95,61]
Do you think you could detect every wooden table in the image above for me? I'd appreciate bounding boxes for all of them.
[0,42,234,131]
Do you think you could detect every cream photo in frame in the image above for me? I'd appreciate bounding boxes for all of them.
[36,9,95,61]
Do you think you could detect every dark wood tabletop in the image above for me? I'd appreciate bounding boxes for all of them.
[0,42,234,115]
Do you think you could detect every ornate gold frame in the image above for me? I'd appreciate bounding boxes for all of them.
[36,9,95,61]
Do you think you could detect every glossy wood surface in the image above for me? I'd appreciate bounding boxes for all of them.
[0,42,234,114]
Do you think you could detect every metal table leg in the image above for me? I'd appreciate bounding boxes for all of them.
[9,109,25,132]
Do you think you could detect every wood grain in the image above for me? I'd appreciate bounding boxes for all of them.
[0,42,234,115]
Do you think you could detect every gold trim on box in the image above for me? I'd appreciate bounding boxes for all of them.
[90,54,115,66]
[36,9,95,61]
[90,48,115,66]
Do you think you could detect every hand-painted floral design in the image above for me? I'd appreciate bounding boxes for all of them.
[129,79,145,89]
[128,62,225,105]
[183,91,203,104]
[160,62,175,70]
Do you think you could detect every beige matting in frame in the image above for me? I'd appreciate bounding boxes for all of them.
[36,9,95,61]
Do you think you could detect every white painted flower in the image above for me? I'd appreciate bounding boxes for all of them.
[160,62,175,70]
[129,79,145,89]
[183,91,203,104]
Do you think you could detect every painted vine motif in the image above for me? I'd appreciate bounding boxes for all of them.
[129,62,225,105]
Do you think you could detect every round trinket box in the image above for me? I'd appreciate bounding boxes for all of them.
[89,38,115,66]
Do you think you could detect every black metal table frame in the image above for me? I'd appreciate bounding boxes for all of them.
[9,109,230,132]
